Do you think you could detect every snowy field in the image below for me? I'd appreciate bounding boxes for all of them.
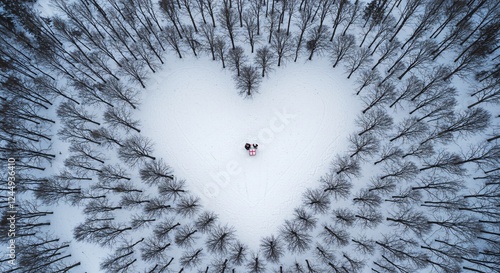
[138,55,361,248]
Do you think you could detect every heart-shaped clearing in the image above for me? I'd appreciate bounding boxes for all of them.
[138,56,361,249]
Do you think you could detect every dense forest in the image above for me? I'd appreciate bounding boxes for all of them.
[0,0,499,272]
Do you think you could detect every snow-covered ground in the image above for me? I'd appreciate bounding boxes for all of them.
[3,0,494,272]
[139,55,361,249]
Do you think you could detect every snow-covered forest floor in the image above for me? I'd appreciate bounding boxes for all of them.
[138,55,361,248]
[1,0,499,272]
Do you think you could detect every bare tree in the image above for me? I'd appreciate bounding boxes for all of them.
[385,186,423,206]
[131,39,162,73]
[266,8,279,44]
[375,235,429,271]
[342,0,362,36]
[96,164,130,183]
[210,257,231,273]
[248,0,262,35]
[314,243,336,264]
[74,219,132,247]
[176,194,201,217]
[180,248,204,269]
[359,0,386,47]
[174,223,199,248]
[360,82,396,113]
[411,174,463,198]
[33,178,81,205]
[206,224,236,254]
[227,46,247,76]
[386,206,432,237]
[345,46,373,79]
[143,196,172,217]
[333,207,356,227]
[365,16,396,56]
[64,155,102,176]
[330,34,356,68]
[120,192,150,208]
[130,213,156,229]
[158,178,187,201]
[329,0,350,40]
[159,0,184,38]
[104,107,141,133]
[456,142,500,171]
[164,26,183,58]
[354,208,383,228]
[389,75,423,109]
[98,78,139,109]
[153,218,181,240]
[348,133,380,160]
[59,123,101,145]
[380,160,418,181]
[320,172,352,200]
[246,253,266,273]
[374,144,404,165]
[140,237,171,262]
[306,25,329,60]
[416,97,456,124]
[200,23,217,60]
[218,0,238,49]
[215,36,228,68]
[90,127,123,148]
[57,101,100,126]
[371,39,401,70]
[139,159,174,186]
[228,240,249,266]
[427,107,491,142]
[390,117,429,143]
[321,223,350,247]
[397,40,437,80]
[294,2,314,62]
[302,188,330,214]
[100,247,137,272]
[356,108,393,136]
[69,142,105,164]
[409,86,457,116]
[271,31,294,66]
[352,189,382,209]
[243,11,260,53]
[351,235,376,255]
[195,211,218,233]
[234,65,262,97]
[204,0,218,27]
[400,0,445,49]
[255,45,275,77]
[119,59,148,88]
[354,68,381,95]
[118,135,156,166]
[183,25,201,57]
[293,207,318,231]
[260,235,285,263]
[428,212,482,242]
[389,0,425,42]
[468,77,500,108]
[419,149,464,175]
[403,141,435,159]
[333,155,361,178]
[279,219,312,253]
[92,180,142,195]
[181,0,198,32]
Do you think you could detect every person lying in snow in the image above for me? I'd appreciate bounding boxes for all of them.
[245,143,251,150]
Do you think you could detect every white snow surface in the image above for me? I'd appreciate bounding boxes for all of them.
[138,55,361,249]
